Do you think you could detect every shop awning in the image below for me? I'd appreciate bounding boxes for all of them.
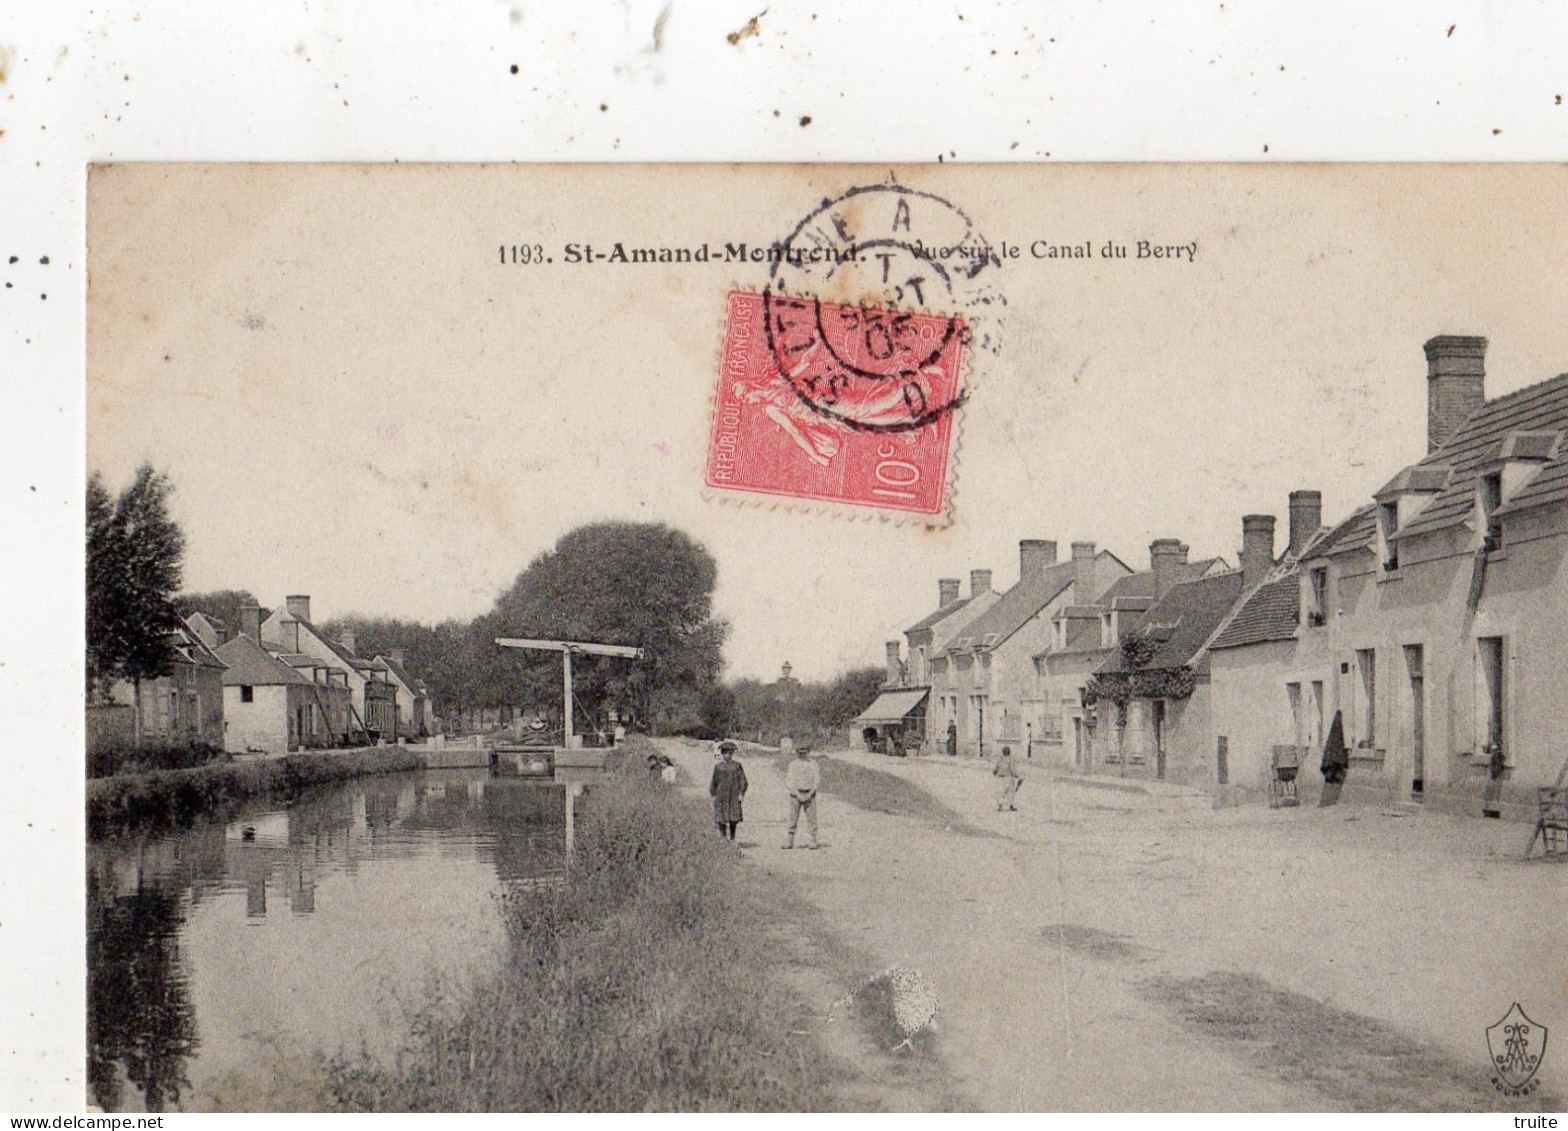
[851,688,930,726]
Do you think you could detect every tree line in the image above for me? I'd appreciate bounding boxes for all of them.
[92,465,885,743]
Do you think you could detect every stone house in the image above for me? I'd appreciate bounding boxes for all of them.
[259,596,400,741]
[214,631,340,754]
[374,648,431,739]
[93,622,229,753]
[927,540,1130,759]
[1038,541,1228,772]
[1207,336,1568,818]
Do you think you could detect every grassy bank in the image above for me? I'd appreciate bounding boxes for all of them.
[329,736,848,1112]
[87,748,426,837]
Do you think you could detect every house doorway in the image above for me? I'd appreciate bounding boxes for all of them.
[1152,700,1167,780]
[1405,645,1425,798]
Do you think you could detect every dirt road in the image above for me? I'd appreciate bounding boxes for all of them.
[660,737,1566,1112]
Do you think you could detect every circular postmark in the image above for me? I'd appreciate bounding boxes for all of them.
[761,181,1005,434]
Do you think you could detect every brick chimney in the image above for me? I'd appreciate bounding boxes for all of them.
[1019,539,1057,580]
[387,646,407,665]
[285,594,311,622]
[938,578,962,608]
[339,627,358,656]
[238,602,264,642]
[1150,538,1188,598]
[1240,514,1276,589]
[885,640,903,687]
[1425,335,1487,453]
[1071,541,1097,601]
[970,568,993,598]
[1288,490,1323,557]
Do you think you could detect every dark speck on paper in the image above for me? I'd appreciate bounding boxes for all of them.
[727,10,766,46]
[798,115,811,127]
[39,255,48,265]
[510,63,519,74]
[1447,24,1456,36]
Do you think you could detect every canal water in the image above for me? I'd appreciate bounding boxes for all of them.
[86,768,567,1112]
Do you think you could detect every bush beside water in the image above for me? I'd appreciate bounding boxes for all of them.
[330,738,846,1111]
[87,748,426,837]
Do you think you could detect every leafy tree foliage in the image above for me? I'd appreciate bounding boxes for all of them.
[483,523,730,734]
[723,666,885,745]
[174,589,260,634]
[86,466,187,724]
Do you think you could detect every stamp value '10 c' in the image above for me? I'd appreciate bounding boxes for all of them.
[705,290,967,522]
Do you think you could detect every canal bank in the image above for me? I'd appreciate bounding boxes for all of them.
[329,736,964,1112]
[87,747,427,836]
[88,762,570,1111]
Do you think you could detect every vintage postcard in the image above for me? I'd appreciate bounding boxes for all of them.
[83,163,1568,1113]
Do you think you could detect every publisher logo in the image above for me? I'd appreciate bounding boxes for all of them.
[1488,1002,1548,1096]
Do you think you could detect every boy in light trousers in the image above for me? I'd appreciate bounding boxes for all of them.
[782,742,820,850]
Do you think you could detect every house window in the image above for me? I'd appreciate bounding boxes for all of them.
[240,685,254,703]
[1480,472,1504,552]
[1306,567,1328,627]
[1355,649,1377,748]
[1478,637,1506,761]
[1310,680,1325,752]
[1286,682,1303,749]
[1378,502,1400,572]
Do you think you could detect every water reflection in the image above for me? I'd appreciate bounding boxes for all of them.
[87,770,566,1112]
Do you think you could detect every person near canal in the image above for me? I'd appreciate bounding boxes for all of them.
[782,741,821,850]
[1319,710,1349,806]
[1482,742,1507,818]
[994,744,1021,811]
[710,739,748,840]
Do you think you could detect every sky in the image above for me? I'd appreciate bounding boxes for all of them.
[86,163,1568,682]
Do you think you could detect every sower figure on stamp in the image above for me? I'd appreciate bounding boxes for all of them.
[782,741,820,850]
[993,744,1021,811]
[710,740,748,840]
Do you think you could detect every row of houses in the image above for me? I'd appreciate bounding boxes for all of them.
[858,334,1568,820]
[91,594,436,757]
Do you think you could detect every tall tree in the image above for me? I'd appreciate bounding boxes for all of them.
[85,465,187,743]
[487,522,729,734]
[85,473,125,700]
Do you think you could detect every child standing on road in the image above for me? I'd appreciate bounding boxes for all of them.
[994,745,1021,811]
[782,743,821,850]
[710,740,748,840]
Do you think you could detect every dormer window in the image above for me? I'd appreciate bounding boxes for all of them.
[1377,502,1400,572]
[1480,472,1504,553]
[1305,566,1328,627]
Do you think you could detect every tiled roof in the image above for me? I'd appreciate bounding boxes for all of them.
[906,596,972,634]
[215,634,312,685]
[172,624,227,670]
[1374,464,1451,501]
[1093,558,1223,605]
[1397,373,1568,539]
[942,559,1078,654]
[1096,570,1246,675]
[1209,574,1301,650]
[1304,504,1377,559]
[377,655,419,690]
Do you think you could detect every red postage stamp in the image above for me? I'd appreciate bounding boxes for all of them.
[705,290,967,521]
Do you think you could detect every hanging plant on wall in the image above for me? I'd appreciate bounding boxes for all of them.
[1082,630,1195,715]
